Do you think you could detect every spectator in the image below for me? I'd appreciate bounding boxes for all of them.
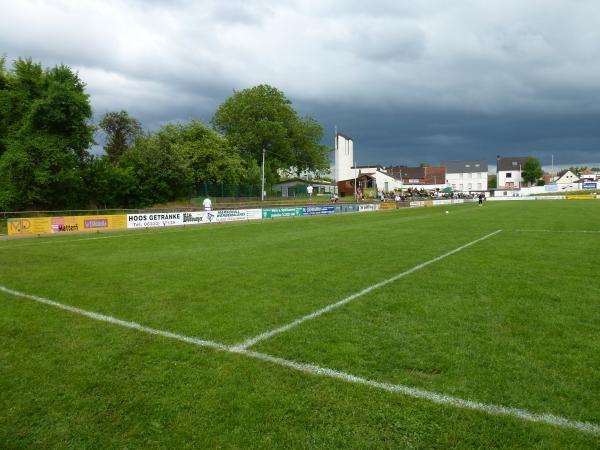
[202,196,212,211]
[307,184,314,197]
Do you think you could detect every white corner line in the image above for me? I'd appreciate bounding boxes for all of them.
[232,229,503,351]
[0,286,600,434]
[513,229,600,234]
[1,283,599,436]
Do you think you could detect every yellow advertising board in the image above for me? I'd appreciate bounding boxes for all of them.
[379,202,397,209]
[7,217,52,236]
[566,195,596,200]
[8,214,128,236]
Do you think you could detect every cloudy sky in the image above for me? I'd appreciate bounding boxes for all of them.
[2,0,599,168]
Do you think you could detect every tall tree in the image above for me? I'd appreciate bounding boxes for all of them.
[98,110,143,164]
[0,59,94,210]
[212,84,330,179]
[522,157,543,186]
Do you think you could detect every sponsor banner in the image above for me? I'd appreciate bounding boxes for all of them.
[127,212,187,228]
[583,182,597,189]
[206,209,262,223]
[451,199,465,204]
[432,199,452,206]
[334,204,360,213]
[128,209,262,228]
[8,217,52,236]
[566,195,596,200]
[533,195,565,200]
[424,200,434,207]
[9,215,127,236]
[379,202,397,209]
[358,203,378,212]
[262,207,304,219]
[545,184,559,192]
[410,201,425,208]
[303,206,336,216]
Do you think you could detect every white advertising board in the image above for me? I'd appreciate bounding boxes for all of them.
[127,212,218,228]
[127,209,262,229]
[205,209,262,223]
[358,204,380,212]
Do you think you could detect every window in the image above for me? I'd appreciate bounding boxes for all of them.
[475,164,480,168]
[468,183,472,190]
[465,164,471,168]
[506,173,512,178]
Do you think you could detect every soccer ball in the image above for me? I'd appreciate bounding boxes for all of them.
[445,211,449,214]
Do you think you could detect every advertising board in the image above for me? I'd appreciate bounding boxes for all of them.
[7,217,52,236]
[358,204,380,212]
[334,204,359,213]
[206,209,262,223]
[262,208,304,219]
[582,182,598,189]
[379,202,396,209]
[303,206,336,216]
[8,215,127,236]
[566,195,596,200]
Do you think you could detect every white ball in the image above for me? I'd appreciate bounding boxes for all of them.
[445,211,449,214]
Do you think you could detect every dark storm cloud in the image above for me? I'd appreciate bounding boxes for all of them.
[1,0,599,167]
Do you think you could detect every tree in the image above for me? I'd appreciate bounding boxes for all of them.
[0,58,94,210]
[98,110,143,164]
[212,84,330,179]
[488,175,497,189]
[521,157,543,186]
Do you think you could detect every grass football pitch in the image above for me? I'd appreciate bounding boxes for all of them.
[1,201,599,448]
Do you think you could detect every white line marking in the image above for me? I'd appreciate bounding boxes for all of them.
[514,229,600,234]
[237,349,600,435]
[1,283,599,435]
[0,285,227,352]
[232,229,503,351]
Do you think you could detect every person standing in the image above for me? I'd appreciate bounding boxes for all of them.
[478,193,484,205]
[203,196,212,211]
[307,184,314,198]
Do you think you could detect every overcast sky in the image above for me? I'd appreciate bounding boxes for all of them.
[2,0,599,168]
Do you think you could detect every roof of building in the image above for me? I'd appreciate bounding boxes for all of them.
[497,156,529,171]
[336,132,353,141]
[441,160,488,174]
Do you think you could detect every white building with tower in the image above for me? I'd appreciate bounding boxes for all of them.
[334,133,356,182]
[334,132,401,194]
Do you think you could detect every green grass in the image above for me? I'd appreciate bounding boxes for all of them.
[1,201,600,448]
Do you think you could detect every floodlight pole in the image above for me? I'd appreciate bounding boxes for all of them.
[261,148,265,201]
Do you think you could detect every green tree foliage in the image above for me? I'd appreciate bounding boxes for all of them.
[488,175,497,189]
[0,58,94,210]
[521,157,543,185]
[160,120,245,186]
[99,110,143,164]
[212,84,330,179]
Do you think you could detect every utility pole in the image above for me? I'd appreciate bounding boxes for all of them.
[261,148,265,201]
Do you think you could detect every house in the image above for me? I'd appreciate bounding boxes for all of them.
[337,170,402,197]
[579,169,597,182]
[386,166,446,186]
[554,170,581,191]
[441,160,488,193]
[273,178,336,197]
[496,156,529,189]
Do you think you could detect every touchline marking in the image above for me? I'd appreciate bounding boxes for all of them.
[232,229,503,351]
[514,229,600,234]
[0,285,228,352]
[1,284,599,435]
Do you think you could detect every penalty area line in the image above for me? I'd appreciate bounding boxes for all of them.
[1,284,599,435]
[232,229,503,351]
